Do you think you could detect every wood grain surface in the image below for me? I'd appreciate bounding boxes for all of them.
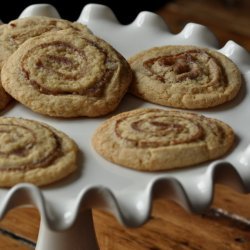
[157,0,250,51]
[0,185,250,249]
[1,1,250,249]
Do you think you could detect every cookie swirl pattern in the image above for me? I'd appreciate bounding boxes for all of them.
[0,117,78,187]
[0,17,91,112]
[21,40,114,97]
[129,45,241,109]
[1,29,132,117]
[0,16,90,60]
[92,109,235,171]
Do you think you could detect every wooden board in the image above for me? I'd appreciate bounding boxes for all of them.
[1,184,250,249]
[157,0,250,51]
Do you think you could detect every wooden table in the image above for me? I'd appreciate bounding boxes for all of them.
[1,185,250,249]
[1,1,250,249]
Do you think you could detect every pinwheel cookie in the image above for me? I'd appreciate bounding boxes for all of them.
[0,117,78,187]
[92,108,234,171]
[0,16,91,64]
[129,45,241,109]
[0,16,91,111]
[0,24,9,66]
[1,29,132,117]
[0,25,12,110]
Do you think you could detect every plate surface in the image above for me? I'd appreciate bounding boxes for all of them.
[0,3,250,230]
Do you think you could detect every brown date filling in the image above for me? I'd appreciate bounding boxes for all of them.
[0,124,62,171]
[143,49,227,86]
[21,40,116,97]
[115,113,205,148]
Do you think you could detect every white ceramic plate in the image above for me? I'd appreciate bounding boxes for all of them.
[0,3,250,231]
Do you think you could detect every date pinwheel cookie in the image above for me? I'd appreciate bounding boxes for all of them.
[92,108,234,171]
[0,24,9,66]
[129,45,241,109]
[0,16,91,64]
[1,29,132,117]
[0,117,78,187]
[0,16,91,111]
[0,25,12,111]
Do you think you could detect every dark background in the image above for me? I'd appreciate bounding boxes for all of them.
[0,0,170,23]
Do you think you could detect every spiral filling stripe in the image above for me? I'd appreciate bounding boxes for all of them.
[115,112,205,148]
[143,49,227,88]
[0,123,61,171]
[21,39,116,97]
